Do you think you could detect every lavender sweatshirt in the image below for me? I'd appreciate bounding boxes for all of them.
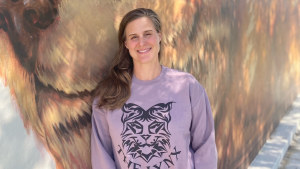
[91,66,217,169]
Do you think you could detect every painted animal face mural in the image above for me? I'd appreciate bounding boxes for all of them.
[0,0,58,73]
[0,0,300,169]
[120,102,173,163]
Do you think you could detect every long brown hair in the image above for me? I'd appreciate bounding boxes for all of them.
[94,8,162,110]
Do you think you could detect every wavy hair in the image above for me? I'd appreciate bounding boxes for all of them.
[94,8,162,110]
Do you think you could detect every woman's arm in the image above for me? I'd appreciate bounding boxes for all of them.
[189,79,218,169]
[91,100,117,169]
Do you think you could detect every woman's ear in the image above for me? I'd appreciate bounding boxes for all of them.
[124,41,128,49]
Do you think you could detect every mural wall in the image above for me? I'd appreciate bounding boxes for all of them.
[0,0,299,169]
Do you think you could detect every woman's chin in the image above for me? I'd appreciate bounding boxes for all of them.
[133,53,157,64]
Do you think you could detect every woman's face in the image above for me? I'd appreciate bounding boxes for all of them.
[124,17,161,66]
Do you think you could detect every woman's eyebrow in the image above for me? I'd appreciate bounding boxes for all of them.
[128,33,137,37]
[128,30,153,37]
[144,30,153,33]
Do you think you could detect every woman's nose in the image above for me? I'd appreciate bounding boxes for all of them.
[138,37,146,46]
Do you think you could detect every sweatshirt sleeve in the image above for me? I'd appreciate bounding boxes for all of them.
[91,99,117,169]
[189,78,218,169]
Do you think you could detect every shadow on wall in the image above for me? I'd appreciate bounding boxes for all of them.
[0,0,300,169]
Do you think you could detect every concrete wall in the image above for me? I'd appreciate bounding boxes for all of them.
[0,0,299,168]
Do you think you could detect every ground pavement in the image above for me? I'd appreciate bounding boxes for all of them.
[249,94,300,169]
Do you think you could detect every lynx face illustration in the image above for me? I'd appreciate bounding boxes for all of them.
[120,102,174,163]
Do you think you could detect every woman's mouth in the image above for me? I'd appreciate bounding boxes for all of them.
[137,48,151,54]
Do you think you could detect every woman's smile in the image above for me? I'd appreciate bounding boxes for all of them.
[137,48,152,54]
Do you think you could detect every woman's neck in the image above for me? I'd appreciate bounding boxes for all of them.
[133,62,162,81]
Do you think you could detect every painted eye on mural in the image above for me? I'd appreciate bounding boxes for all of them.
[24,9,39,26]
[149,121,164,134]
[23,8,58,30]
[0,13,8,32]
[127,121,143,134]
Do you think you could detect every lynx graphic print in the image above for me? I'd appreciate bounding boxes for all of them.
[120,102,175,163]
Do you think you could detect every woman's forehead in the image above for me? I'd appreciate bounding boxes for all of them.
[125,17,156,35]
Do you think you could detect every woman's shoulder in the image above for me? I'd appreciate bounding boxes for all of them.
[163,66,205,92]
[92,96,100,106]
[92,96,109,114]
[163,66,199,83]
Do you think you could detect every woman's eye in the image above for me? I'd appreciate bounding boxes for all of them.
[131,36,137,40]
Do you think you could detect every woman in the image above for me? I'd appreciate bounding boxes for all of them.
[91,8,217,169]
